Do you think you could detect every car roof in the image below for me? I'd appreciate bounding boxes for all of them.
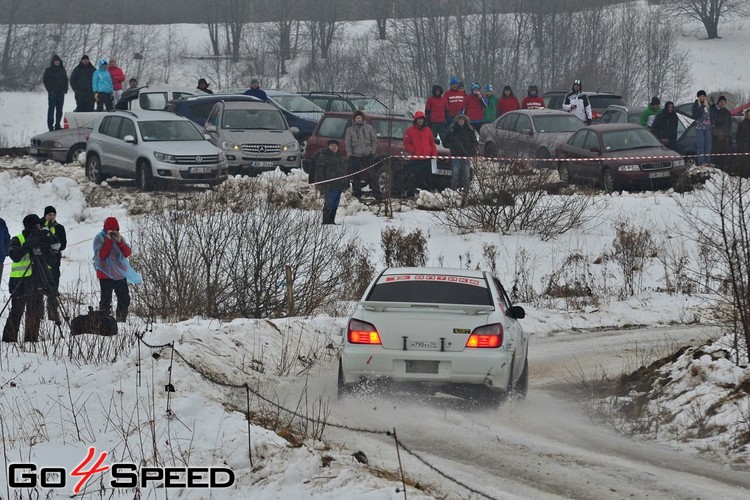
[508,109,571,116]
[382,267,487,279]
[585,123,645,131]
[221,100,277,110]
[321,111,410,121]
[179,94,261,103]
[127,110,191,122]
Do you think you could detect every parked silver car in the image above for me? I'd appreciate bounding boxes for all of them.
[204,100,301,175]
[85,110,228,190]
[28,123,92,164]
[479,109,584,167]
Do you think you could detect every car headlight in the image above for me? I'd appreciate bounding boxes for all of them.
[673,159,685,167]
[222,141,241,152]
[153,151,177,163]
[282,141,299,152]
[617,164,640,172]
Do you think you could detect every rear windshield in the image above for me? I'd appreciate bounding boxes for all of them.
[366,273,492,305]
[589,95,625,109]
[372,118,410,139]
[271,94,323,113]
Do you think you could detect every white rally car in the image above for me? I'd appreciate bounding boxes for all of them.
[339,267,529,402]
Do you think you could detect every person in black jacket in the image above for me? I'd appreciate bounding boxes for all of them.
[712,96,733,170]
[69,55,96,112]
[197,78,213,94]
[314,140,349,224]
[443,114,478,191]
[41,206,66,324]
[650,101,679,147]
[43,55,68,131]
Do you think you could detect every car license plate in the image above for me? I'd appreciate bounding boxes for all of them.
[251,161,275,168]
[408,340,439,350]
[405,360,439,374]
[649,171,670,179]
[190,166,212,174]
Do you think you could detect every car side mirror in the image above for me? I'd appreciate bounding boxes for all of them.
[506,305,525,319]
[205,124,217,133]
[290,126,299,135]
[123,135,136,144]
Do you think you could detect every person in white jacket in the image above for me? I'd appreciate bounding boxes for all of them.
[563,80,593,125]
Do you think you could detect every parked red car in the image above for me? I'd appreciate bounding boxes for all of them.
[303,112,452,196]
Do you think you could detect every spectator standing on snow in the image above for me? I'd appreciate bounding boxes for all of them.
[650,101,679,147]
[521,85,545,110]
[712,95,732,170]
[563,80,592,125]
[92,59,114,112]
[640,96,662,128]
[345,110,380,200]
[41,206,65,325]
[737,109,750,154]
[692,90,713,166]
[314,140,349,225]
[444,76,465,123]
[425,84,448,140]
[403,111,437,196]
[464,83,486,132]
[197,78,213,94]
[497,86,520,117]
[483,85,499,124]
[69,55,96,112]
[0,217,9,283]
[108,58,126,105]
[128,78,138,89]
[94,217,139,323]
[43,55,68,131]
[443,114,478,191]
[244,78,268,101]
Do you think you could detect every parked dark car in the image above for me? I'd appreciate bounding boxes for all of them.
[557,123,686,193]
[301,91,389,114]
[672,116,742,167]
[28,123,93,164]
[303,112,452,196]
[543,91,626,121]
[478,109,583,167]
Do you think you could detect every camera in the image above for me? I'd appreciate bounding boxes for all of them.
[26,228,61,256]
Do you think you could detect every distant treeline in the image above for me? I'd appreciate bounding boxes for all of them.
[0,0,636,24]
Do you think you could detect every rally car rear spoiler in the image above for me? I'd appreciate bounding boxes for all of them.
[361,301,495,315]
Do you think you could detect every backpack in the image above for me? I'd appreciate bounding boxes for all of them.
[70,307,118,336]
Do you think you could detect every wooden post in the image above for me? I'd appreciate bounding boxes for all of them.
[285,264,295,317]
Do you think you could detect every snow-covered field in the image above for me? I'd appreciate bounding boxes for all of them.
[0,9,749,499]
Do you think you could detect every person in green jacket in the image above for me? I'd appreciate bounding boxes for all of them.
[640,96,662,128]
[314,139,349,225]
[483,84,499,124]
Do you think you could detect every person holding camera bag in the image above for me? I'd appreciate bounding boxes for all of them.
[93,217,141,322]
[2,214,60,342]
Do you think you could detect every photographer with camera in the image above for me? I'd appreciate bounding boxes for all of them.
[2,214,60,342]
[94,217,140,323]
[41,206,66,325]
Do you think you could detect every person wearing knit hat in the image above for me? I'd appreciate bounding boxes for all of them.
[640,96,662,128]
[691,90,713,165]
[93,217,140,322]
[483,84,499,123]
[42,205,66,324]
[314,140,348,224]
[69,55,96,112]
[2,214,56,342]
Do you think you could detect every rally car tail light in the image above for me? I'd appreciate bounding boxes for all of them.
[465,323,503,348]
[347,319,381,345]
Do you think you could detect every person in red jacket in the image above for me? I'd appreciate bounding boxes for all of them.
[497,86,520,116]
[521,85,545,110]
[425,84,448,140]
[108,58,126,105]
[444,76,466,123]
[464,83,486,132]
[403,111,438,196]
[93,217,133,322]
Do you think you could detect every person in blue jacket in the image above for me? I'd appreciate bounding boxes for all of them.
[244,78,268,101]
[92,58,114,112]
[0,217,9,283]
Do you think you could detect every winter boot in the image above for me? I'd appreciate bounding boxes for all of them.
[116,309,128,323]
[322,209,334,225]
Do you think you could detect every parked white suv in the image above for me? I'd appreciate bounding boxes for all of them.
[85,110,228,190]
[204,100,301,175]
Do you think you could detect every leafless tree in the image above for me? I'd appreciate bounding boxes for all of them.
[375,0,394,40]
[664,0,749,39]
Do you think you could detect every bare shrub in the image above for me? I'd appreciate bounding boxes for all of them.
[656,236,697,295]
[380,227,428,268]
[609,219,657,297]
[511,248,537,304]
[542,252,599,310]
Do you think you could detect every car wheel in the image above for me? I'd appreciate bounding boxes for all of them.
[685,157,696,169]
[512,357,529,399]
[534,148,551,169]
[66,143,87,164]
[484,142,498,158]
[558,164,571,184]
[86,154,104,183]
[376,163,403,198]
[337,358,353,400]
[602,168,617,193]
[136,160,155,191]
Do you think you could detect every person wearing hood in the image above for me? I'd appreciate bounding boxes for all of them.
[563,80,592,124]
[197,78,213,94]
[483,85,499,123]
[425,84,448,140]
[443,114,478,191]
[2,214,59,342]
[70,55,96,112]
[314,140,349,224]
[640,96,662,128]
[497,85,520,117]
[522,85,545,110]
[94,217,139,322]
[345,110,380,200]
[108,58,126,105]
[403,111,438,196]
[42,55,68,131]
[464,83,486,132]
[444,76,466,123]
[92,58,114,111]
[691,90,713,166]
[650,101,678,147]
[41,206,66,324]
